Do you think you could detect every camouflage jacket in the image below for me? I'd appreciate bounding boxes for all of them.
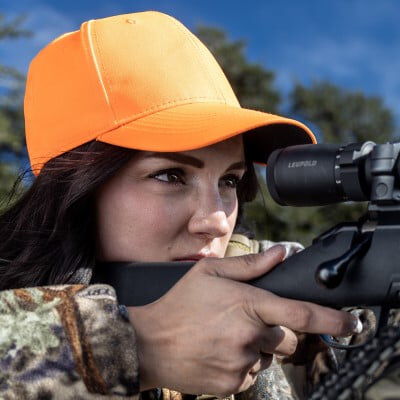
[3,235,396,400]
[0,236,304,400]
[0,284,139,399]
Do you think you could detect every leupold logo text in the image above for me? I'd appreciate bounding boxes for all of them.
[288,160,318,168]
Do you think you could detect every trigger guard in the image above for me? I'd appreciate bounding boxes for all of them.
[319,334,367,350]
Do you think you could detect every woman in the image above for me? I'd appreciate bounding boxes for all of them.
[0,11,360,400]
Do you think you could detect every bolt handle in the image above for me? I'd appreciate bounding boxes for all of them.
[315,234,372,289]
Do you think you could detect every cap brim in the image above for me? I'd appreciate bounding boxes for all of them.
[97,102,316,163]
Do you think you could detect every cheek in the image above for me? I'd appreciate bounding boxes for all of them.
[222,193,239,227]
[226,199,239,234]
[95,182,188,261]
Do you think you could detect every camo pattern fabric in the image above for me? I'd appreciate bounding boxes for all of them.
[0,284,140,399]
[236,359,296,400]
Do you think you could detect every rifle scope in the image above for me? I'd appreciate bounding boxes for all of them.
[266,141,400,206]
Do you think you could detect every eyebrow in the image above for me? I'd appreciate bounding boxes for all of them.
[144,152,246,171]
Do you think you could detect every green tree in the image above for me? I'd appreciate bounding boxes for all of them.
[0,14,31,209]
[196,26,280,113]
[292,81,395,143]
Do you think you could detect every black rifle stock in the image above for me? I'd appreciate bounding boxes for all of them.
[93,214,400,307]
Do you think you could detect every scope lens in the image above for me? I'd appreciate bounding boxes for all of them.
[266,144,344,206]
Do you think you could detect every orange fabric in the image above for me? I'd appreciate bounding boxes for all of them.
[24,11,316,175]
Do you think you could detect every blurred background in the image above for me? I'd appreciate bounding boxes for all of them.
[1,0,400,244]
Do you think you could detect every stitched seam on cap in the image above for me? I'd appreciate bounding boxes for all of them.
[86,21,110,106]
[96,98,229,140]
[90,20,118,124]
[164,14,226,104]
[112,96,224,126]
[96,97,234,141]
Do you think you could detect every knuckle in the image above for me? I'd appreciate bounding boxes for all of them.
[193,257,209,271]
[223,353,254,376]
[192,257,219,275]
[241,253,258,269]
[225,357,245,375]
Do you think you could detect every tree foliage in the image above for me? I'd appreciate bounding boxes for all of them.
[196,26,280,113]
[292,82,395,144]
[0,14,30,210]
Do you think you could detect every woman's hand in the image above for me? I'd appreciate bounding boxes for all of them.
[128,246,358,396]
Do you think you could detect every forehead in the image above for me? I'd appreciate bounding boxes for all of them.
[130,135,245,168]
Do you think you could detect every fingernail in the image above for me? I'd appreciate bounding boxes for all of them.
[273,245,286,261]
[352,316,363,334]
[283,245,290,260]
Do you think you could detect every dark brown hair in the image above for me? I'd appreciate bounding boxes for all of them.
[0,140,258,290]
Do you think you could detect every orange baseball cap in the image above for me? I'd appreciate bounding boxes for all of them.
[24,11,316,175]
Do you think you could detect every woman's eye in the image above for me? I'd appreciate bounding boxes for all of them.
[221,174,241,189]
[150,169,185,185]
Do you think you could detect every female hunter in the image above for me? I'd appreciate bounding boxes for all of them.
[0,11,360,400]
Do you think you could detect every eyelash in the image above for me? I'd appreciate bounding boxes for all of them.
[149,168,242,189]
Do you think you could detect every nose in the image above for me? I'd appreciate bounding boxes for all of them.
[187,188,232,239]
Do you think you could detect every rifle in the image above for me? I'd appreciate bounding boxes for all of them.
[93,141,400,345]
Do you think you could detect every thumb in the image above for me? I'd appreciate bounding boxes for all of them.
[200,245,286,282]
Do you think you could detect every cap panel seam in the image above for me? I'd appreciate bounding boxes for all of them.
[96,98,230,140]
[85,21,110,106]
[90,20,118,125]
[110,96,224,128]
[164,14,226,104]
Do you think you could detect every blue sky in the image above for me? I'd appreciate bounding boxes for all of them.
[1,0,400,123]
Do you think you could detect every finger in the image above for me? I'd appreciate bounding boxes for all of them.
[251,291,359,337]
[249,353,273,375]
[259,326,298,357]
[199,245,286,281]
